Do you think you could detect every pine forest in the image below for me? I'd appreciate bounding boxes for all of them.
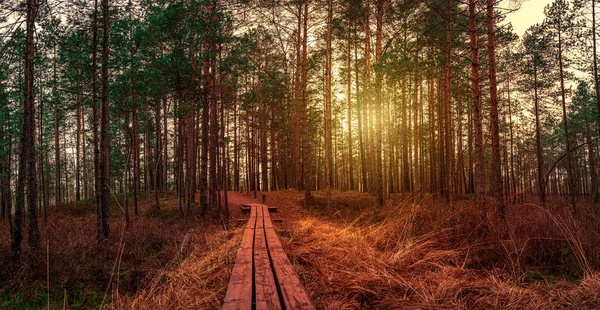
[2,0,600,308]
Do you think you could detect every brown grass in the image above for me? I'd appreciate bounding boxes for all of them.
[113,228,240,309]
[0,193,225,309]
[3,190,599,309]
[280,191,600,309]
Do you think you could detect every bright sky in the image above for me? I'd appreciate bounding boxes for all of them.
[504,0,554,36]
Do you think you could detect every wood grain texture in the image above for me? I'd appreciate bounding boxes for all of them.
[222,206,256,310]
[264,208,315,309]
[253,205,282,309]
[224,204,314,310]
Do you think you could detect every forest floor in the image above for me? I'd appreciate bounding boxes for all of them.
[2,190,600,309]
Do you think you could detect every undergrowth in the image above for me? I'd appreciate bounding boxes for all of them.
[3,190,599,309]
[289,191,600,309]
[0,193,222,309]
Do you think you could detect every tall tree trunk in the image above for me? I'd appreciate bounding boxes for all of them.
[507,71,516,203]
[591,0,600,202]
[200,59,210,215]
[557,18,577,214]
[534,61,545,204]
[26,0,40,251]
[98,0,110,242]
[356,31,367,192]
[53,46,61,207]
[293,2,302,191]
[374,0,384,206]
[444,0,454,209]
[209,46,219,213]
[163,96,168,192]
[38,83,46,222]
[470,0,486,222]
[155,98,162,210]
[82,88,88,200]
[593,0,600,149]
[413,44,420,192]
[21,0,40,250]
[428,76,436,193]
[301,0,311,201]
[234,101,239,191]
[347,25,354,191]
[486,0,505,222]
[131,59,139,216]
[364,0,373,194]
[325,0,333,209]
[92,0,101,234]
[13,0,40,260]
[76,78,81,202]
[585,115,598,203]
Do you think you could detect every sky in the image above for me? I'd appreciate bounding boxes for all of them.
[504,0,554,36]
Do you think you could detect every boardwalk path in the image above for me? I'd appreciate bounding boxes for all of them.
[222,191,315,310]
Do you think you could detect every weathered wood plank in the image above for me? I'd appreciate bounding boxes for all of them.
[254,205,282,310]
[222,207,257,310]
[264,209,315,310]
[224,204,313,310]
[248,203,277,213]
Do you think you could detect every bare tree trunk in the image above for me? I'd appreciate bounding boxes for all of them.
[507,71,516,203]
[470,0,486,222]
[98,0,110,242]
[413,44,420,192]
[155,98,162,210]
[92,0,101,233]
[374,0,385,206]
[292,2,302,191]
[26,0,40,250]
[486,0,505,222]
[364,0,373,194]
[428,76,436,193]
[347,27,354,191]
[131,60,139,216]
[13,0,40,260]
[209,47,219,214]
[591,0,600,202]
[533,61,545,204]
[38,83,47,222]
[53,46,61,207]
[200,58,210,215]
[325,0,333,209]
[355,31,367,192]
[163,97,168,192]
[75,81,81,203]
[557,19,577,214]
[233,101,239,191]
[82,87,88,200]
[585,117,598,203]
[301,0,311,201]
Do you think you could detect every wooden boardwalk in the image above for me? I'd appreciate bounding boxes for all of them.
[222,204,315,310]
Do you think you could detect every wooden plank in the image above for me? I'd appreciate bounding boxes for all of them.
[248,203,277,213]
[222,206,257,310]
[264,209,315,310]
[253,205,282,310]
[254,206,282,309]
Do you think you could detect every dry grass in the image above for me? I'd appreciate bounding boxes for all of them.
[3,190,599,309]
[112,227,240,309]
[280,191,600,309]
[0,193,225,309]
